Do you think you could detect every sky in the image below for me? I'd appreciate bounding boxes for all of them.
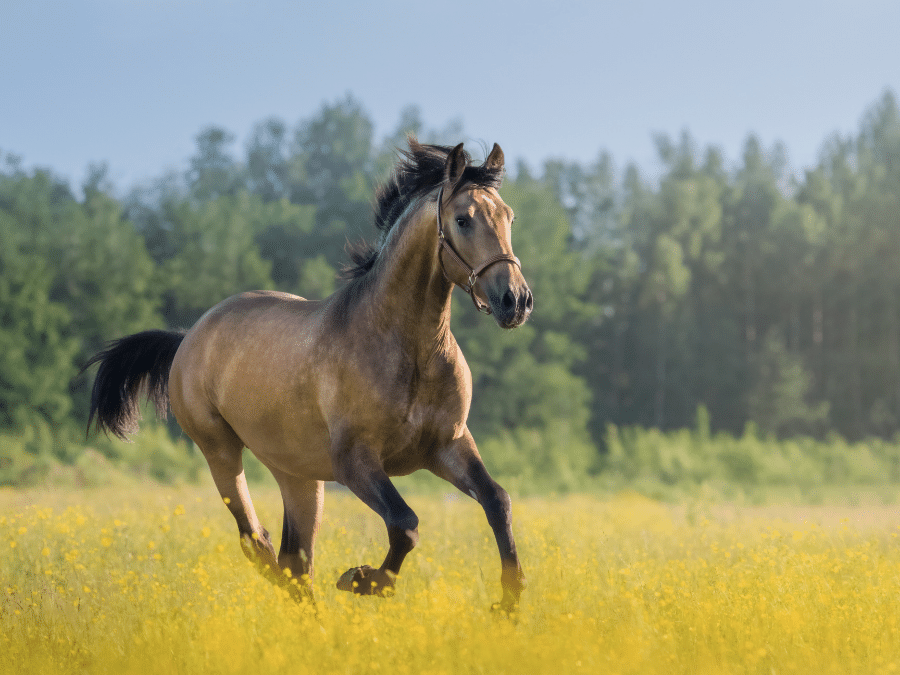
[1,0,898,192]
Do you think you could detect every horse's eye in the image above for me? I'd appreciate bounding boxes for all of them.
[456,217,470,230]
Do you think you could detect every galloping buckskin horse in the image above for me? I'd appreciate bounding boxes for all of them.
[85,138,532,612]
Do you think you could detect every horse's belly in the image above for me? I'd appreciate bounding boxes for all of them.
[249,442,335,481]
[224,402,336,481]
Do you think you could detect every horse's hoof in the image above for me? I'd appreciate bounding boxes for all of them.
[490,601,519,621]
[285,580,316,607]
[336,566,394,596]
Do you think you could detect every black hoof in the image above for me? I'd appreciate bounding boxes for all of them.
[336,565,394,596]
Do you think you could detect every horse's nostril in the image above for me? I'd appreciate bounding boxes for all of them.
[524,290,533,313]
[501,290,515,311]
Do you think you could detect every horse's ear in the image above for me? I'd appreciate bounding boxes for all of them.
[485,143,505,172]
[445,143,467,188]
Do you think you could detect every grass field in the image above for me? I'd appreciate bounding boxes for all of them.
[2,482,900,674]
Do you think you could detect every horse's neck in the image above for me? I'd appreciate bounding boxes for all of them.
[370,204,454,354]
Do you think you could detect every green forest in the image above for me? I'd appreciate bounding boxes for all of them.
[2,91,900,495]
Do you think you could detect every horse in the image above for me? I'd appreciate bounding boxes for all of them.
[84,138,533,613]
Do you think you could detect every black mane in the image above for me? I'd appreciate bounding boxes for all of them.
[341,137,504,280]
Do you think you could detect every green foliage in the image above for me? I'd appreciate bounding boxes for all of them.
[0,164,160,430]
[158,192,275,326]
[0,223,79,429]
[52,189,162,356]
[480,419,596,494]
[601,411,900,502]
[287,95,378,271]
[0,420,56,487]
[87,422,204,484]
[188,126,242,200]
[252,200,325,296]
[0,421,203,488]
[748,331,829,437]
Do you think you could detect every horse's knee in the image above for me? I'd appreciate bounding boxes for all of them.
[483,484,512,520]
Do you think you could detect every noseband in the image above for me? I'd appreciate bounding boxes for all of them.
[435,186,521,314]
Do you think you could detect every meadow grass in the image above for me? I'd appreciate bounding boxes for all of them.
[2,483,900,674]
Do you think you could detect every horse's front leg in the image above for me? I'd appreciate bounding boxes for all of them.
[429,429,526,613]
[332,442,419,597]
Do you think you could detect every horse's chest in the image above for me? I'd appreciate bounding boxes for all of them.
[376,396,449,474]
[363,359,462,456]
[381,368,451,431]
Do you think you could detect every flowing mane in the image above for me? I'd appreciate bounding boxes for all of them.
[341,137,504,280]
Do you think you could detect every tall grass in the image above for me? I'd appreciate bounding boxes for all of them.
[3,485,899,674]
[599,409,900,503]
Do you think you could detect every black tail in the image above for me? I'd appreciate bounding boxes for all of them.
[82,330,185,441]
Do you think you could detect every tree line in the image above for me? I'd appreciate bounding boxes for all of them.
[1,91,898,487]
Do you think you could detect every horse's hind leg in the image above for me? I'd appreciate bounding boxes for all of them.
[194,430,304,600]
[203,441,276,563]
[271,470,324,600]
[332,444,419,597]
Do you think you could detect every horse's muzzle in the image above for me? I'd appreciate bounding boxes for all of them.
[491,285,533,329]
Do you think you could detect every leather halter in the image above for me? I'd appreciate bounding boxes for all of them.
[435,186,521,314]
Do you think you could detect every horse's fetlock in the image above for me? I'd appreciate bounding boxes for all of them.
[390,526,418,551]
[501,566,527,595]
[393,510,419,536]
[388,511,419,552]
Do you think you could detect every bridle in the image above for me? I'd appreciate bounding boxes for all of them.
[435,186,521,314]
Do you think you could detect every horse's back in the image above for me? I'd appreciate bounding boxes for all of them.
[173,290,322,381]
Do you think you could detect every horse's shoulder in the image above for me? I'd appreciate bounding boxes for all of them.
[416,332,470,406]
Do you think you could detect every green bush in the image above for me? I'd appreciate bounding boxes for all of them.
[599,409,900,502]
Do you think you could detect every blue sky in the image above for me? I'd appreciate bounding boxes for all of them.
[1,0,897,190]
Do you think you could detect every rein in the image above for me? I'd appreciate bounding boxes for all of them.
[435,186,521,314]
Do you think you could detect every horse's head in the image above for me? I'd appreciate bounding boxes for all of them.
[436,143,533,329]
